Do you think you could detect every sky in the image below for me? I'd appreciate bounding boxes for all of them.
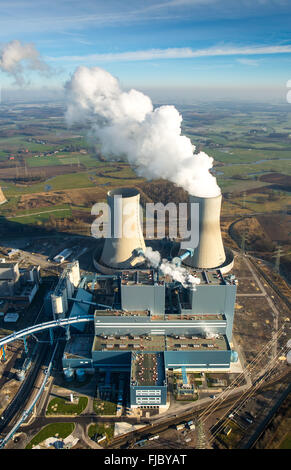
[1,0,291,102]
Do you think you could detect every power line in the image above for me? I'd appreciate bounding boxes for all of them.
[197,325,286,424]
[207,344,290,446]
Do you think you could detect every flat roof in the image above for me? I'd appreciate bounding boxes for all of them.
[164,314,225,321]
[120,268,229,287]
[188,270,226,286]
[0,263,17,268]
[92,334,166,352]
[92,333,229,352]
[131,352,165,387]
[121,269,157,286]
[94,309,150,317]
[63,335,93,359]
[94,310,224,321]
[166,334,228,351]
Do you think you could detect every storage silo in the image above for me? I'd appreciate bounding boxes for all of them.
[64,367,75,382]
[51,294,64,316]
[96,187,146,272]
[66,275,74,299]
[70,261,80,287]
[230,350,239,362]
[76,368,86,382]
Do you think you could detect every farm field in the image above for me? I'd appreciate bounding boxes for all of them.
[0,100,290,277]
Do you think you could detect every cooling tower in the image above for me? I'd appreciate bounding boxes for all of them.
[96,187,146,273]
[0,187,7,205]
[182,194,234,273]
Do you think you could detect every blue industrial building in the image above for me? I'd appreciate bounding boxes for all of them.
[62,266,237,410]
[130,352,167,408]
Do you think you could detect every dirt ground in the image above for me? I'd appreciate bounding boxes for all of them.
[18,187,107,210]
[257,213,291,244]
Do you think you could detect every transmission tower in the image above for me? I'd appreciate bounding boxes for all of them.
[242,191,246,211]
[240,192,247,254]
[241,232,246,255]
[273,245,283,273]
[195,418,209,449]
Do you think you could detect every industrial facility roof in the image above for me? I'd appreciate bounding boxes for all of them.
[92,333,229,353]
[189,270,226,285]
[0,263,19,280]
[120,268,230,287]
[70,288,93,318]
[121,269,157,286]
[94,309,224,321]
[94,309,150,317]
[166,334,229,351]
[92,334,166,352]
[164,313,225,321]
[63,335,93,359]
[131,352,165,387]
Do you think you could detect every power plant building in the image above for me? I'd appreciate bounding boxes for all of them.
[0,262,41,304]
[62,187,238,411]
[62,266,237,409]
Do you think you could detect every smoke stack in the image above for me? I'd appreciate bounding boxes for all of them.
[182,194,233,273]
[97,187,146,272]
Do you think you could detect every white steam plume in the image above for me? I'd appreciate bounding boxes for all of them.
[65,66,220,198]
[0,40,49,85]
[144,246,161,268]
[144,247,200,290]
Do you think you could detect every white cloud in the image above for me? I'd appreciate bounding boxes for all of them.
[236,58,259,66]
[0,39,50,85]
[48,44,291,64]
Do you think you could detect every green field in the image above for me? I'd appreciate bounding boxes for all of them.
[1,172,95,197]
[88,423,114,441]
[26,423,75,449]
[279,432,291,449]
[26,152,102,168]
[0,135,55,152]
[46,396,88,415]
[0,101,290,229]
[7,209,72,225]
[93,399,117,415]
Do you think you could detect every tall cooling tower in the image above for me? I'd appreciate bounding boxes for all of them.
[182,194,233,272]
[0,187,7,205]
[98,187,146,271]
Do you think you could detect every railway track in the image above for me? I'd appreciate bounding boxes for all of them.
[246,381,291,449]
[0,343,48,436]
[247,256,291,311]
[106,368,290,449]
